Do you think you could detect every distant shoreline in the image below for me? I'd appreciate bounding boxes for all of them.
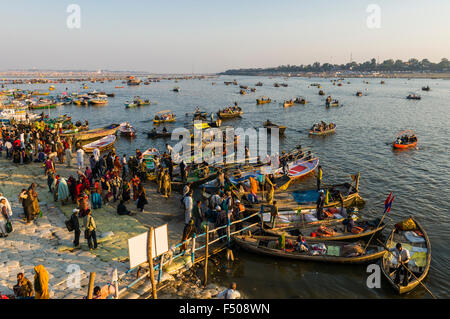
[217,72,450,79]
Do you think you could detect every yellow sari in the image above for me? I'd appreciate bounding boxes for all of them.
[34,265,50,299]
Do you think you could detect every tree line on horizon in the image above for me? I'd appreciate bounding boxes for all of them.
[220,58,450,75]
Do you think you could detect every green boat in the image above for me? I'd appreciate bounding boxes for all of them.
[31,104,57,110]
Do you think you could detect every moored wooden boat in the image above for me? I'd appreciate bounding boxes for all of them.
[234,235,386,264]
[246,173,363,213]
[264,216,386,242]
[381,217,431,294]
[82,135,116,152]
[67,124,119,140]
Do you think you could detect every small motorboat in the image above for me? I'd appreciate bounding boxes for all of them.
[421,86,430,91]
[356,91,362,97]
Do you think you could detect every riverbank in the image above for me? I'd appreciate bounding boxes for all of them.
[218,72,450,79]
[0,154,229,299]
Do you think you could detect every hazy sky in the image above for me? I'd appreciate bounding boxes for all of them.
[1,0,449,73]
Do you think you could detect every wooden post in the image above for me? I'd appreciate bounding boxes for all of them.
[191,233,196,264]
[204,225,209,286]
[148,227,157,299]
[114,280,119,299]
[87,272,96,299]
[260,205,264,229]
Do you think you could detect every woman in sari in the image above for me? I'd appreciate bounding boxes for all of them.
[34,265,49,299]
[57,177,70,205]
[30,184,40,218]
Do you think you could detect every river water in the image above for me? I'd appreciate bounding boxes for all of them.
[7,75,450,298]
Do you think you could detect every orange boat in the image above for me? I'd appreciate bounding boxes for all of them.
[393,130,418,149]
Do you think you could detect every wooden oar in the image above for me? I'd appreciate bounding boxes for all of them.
[376,238,437,299]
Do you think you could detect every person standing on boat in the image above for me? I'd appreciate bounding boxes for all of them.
[270,201,279,228]
[316,190,326,220]
[316,166,323,190]
[389,243,411,286]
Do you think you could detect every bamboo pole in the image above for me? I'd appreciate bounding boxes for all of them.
[148,227,157,299]
[87,272,96,299]
[204,225,209,286]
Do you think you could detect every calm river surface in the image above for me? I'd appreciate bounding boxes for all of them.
[9,75,450,298]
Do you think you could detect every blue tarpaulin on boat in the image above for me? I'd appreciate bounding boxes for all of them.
[291,190,320,204]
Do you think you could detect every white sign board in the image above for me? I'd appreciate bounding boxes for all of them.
[154,224,169,257]
[127,224,169,269]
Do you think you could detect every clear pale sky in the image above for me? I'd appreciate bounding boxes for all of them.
[1,0,449,73]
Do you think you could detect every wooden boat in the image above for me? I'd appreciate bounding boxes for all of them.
[309,124,336,136]
[30,103,57,110]
[256,98,271,105]
[318,90,325,96]
[381,217,431,294]
[421,86,430,91]
[31,91,49,96]
[89,98,108,105]
[82,135,116,152]
[264,216,386,242]
[406,94,421,100]
[255,82,263,86]
[67,124,119,141]
[118,122,136,137]
[239,90,246,95]
[326,100,339,107]
[263,120,286,135]
[234,235,386,264]
[283,100,294,108]
[393,130,418,149]
[294,98,307,104]
[146,130,171,138]
[356,91,362,97]
[153,110,176,124]
[239,85,248,89]
[173,87,180,92]
[246,173,363,213]
[218,110,243,119]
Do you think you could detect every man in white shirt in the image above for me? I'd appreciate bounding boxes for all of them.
[183,191,193,225]
[93,148,100,162]
[215,282,241,299]
[210,191,221,210]
[5,140,12,159]
[76,148,85,170]
[166,143,173,156]
[389,243,411,286]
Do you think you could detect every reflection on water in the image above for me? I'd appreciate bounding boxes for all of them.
[10,76,450,298]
